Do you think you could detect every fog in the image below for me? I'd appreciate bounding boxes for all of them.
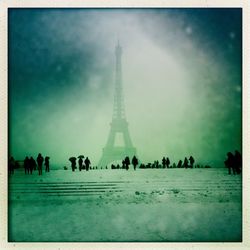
[9,9,242,167]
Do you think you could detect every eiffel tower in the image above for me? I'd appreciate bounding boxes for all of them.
[98,42,136,168]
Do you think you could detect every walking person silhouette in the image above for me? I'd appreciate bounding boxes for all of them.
[28,157,33,174]
[177,160,183,168]
[29,157,36,174]
[183,157,189,169]
[84,157,91,171]
[132,156,139,170]
[124,156,130,170]
[9,156,15,175]
[234,150,242,174]
[69,157,77,172]
[37,153,44,175]
[224,152,234,175]
[189,156,195,168]
[162,157,167,168]
[78,156,84,171]
[24,156,30,174]
[166,157,170,168]
[45,156,50,172]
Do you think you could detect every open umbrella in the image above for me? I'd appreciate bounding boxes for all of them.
[69,157,76,162]
[78,155,85,159]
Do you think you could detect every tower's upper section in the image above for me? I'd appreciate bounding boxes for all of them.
[115,41,122,78]
[113,41,125,120]
[115,41,122,58]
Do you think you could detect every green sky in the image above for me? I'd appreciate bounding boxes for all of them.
[8,8,242,167]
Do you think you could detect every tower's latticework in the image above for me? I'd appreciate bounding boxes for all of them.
[98,42,136,168]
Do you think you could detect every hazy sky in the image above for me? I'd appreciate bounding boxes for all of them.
[8,8,242,167]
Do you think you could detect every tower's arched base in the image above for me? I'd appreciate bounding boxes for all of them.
[98,146,136,168]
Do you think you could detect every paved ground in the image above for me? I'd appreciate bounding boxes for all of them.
[8,168,242,242]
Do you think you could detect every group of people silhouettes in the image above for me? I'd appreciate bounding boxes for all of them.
[224,150,242,175]
[9,150,242,175]
[110,156,197,170]
[111,156,139,170]
[25,153,50,175]
[69,155,91,172]
[8,153,50,175]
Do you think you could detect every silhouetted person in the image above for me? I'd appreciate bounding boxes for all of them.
[234,150,242,174]
[78,158,83,171]
[172,163,177,168]
[183,157,189,169]
[162,157,166,168]
[124,156,130,170]
[224,152,234,175]
[33,159,37,170]
[29,158,33,174]
[30,157,36,174]
[37,153,44,175]
[166,157,170,168]
[122,160,126,169]
[84,157,91,171]
[132,156,139,170]
[69,157,77,172]
[156,160,159,168]
[9,157,15,175]
[177,160,182,168]
[189,156,195,168]
[24,156,30,174]
[45,156,50,172]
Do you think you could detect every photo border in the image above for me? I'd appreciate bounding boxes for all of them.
[0,0,249,249]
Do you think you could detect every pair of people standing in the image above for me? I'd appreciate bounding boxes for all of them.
[36,153,50,175]
[24,156,36,174]
[121,156,138,170]
[224,151,242,175]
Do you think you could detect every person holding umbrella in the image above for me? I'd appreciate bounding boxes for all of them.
[78,155,84,171]
[69,157,77,172]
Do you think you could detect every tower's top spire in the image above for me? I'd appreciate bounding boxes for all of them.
[115,40,122,55]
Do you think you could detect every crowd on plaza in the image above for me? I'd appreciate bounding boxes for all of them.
[8,151,242,175]
[8,153,50,175]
